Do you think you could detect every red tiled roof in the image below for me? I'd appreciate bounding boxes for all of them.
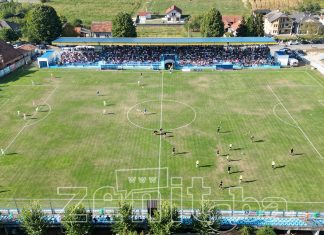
[0,40,23,69]
[222,15,242,30]
[91,21,112,33]
[138,11,150,16]
[17,44,36,51]
[165,5,182,14]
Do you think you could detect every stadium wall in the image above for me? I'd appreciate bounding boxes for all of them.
[0,58,27,78]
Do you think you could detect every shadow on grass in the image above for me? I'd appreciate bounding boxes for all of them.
[0,190,10,194]
[233,147,244,151]
[223,185,238,189]
[200,164,213,168]
[5,152,18,156]
[229,159,241,162]
[294,153,304,156]
[176,152,189,155]
[220,130,231,134]
[231,170,244,174]
[254,139,265,143]
[0,66,37,85]
[243,179,257,183]
[275,165,286,169]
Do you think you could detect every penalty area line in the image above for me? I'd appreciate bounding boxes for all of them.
[268,85,324,160]
[3,86,58,152]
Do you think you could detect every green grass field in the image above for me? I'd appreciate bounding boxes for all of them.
[39,0,249,24]
[146,0,249,16]
[0,67,324,211]
[137,25,201,37]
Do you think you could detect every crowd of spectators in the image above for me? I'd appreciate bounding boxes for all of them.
[57,45,274,67]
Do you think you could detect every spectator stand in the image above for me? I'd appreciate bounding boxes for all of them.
[49,37,280,70]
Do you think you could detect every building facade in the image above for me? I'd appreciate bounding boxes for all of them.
[165,5,182,23]
[90,21,112,38]
[264,10,293,35]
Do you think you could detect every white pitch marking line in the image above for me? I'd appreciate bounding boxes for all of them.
[157,72,164,195]
[305,71,324,90]
[4,86,58,152]
[272,103,296,128]
[319,100,324,106]
[268,85,324,160]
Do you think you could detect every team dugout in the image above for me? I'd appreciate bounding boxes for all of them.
[49,37,279,70]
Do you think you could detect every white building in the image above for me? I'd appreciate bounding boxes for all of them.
[90,21,112,38]
[164,5,182,23]
[138,12,151,24]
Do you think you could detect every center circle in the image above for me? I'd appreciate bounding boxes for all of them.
[127,100,196,131]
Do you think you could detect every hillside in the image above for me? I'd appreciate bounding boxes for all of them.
[17,0,250,24]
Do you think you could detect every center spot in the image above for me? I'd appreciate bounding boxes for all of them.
[127,100,196,131]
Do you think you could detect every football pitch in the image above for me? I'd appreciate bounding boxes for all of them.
[0,67,324,211]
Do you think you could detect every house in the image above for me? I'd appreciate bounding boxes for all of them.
[264,10,293,35]
[222,15,242,35]
[74,27,91,37]
[138,11,151,24]
[90,21,113,38]
[290,12,319,34]
[0,20,20,32]
[165,5,182,23]
[0,40,23,71]
[17,44,37,58]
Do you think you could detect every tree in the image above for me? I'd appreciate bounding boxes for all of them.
[112,201,136,234]
[240,226,255,235]
[298,2,321,13]
[0,28,20,42]
[62,23,79,36]
[149,201,180,234]
[256,226,276,235]
[112,12,136,37]
[200,8,224,37]
[72,18,83,27]
[62,204,92,235]
[186,15,203,32]
[236,17,249,37]
[246,15,257,36]
[59,15,67,25]
[25,5,62,43]
[20,201,48,235]
[255,14,264,36]
[300,22,324,35]
[191,201,221,235]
